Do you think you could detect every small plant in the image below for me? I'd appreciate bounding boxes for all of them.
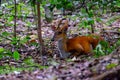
[0,48,12,59]
[106,63,118,70]
[94,40,111,57]
[0,47,20,60]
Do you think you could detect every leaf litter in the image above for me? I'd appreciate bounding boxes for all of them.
[0,13,120,80]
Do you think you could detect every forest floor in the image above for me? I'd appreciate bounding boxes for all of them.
[0,12,120,80]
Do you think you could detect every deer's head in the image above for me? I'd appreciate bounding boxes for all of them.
[51,19,68,41]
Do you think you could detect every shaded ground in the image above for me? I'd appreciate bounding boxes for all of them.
[0,46,120,80]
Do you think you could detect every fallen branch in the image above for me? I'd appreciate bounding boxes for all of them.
[89,65,120,80]
[89,46,120,80]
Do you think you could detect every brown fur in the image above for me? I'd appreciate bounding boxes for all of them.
[66,36,103,56]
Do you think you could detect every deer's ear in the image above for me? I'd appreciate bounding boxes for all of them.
[62,20,68,32]
[61,25,68,33]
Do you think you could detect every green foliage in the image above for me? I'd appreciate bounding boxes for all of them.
[94,39,120,58]
[106,63,118,70]
[0,48,4,53]
[20,36,31,44]
[94,41,111,57]
[11,37,19,45]
[42,0,74,11]
[116,40,120,46]
[1,1,34,22]
[0,48,12,59]
[0,56,48,74]
[0,34,30,61]
[0,62,48,75]
[23,57,34,65]
[2,31,11,37]
[10,36,31,49]
[72,0,119,30]
[0,47,20,60]
[13,51,20,60]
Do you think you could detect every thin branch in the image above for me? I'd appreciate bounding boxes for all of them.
[14,0,17,38]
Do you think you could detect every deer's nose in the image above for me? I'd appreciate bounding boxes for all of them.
[51,38,54,41]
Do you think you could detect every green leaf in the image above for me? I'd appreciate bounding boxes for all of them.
[116,2,120,7]
[6,4,14,8]
[13,51,20,60]
[87,18,94,25]
[96,18,102,22]
[23,57,34,65]
[42,1,47,5]
[56,4,62,9]
[106,63,117,70]
[116,40,120,46]
[81,8,86,13]
[20,36,30,44]
[88,11,94,17]
[95,44,104,55]
[2,32,10,36]
[11,37,19,45]
[0,48,4,53]
[99,40,109,48]
[83,20,88,27]
[50,0,57,4]
[7,16,14,22]
[66,3,73,9]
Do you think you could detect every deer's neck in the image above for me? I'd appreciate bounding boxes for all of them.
[57,36,71,58]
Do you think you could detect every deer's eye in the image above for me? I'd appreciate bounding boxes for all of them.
[57,32,62,34]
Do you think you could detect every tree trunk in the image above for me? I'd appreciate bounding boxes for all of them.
[36,1,44,64]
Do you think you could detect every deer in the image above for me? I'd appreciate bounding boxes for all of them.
[51,19,103,59]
